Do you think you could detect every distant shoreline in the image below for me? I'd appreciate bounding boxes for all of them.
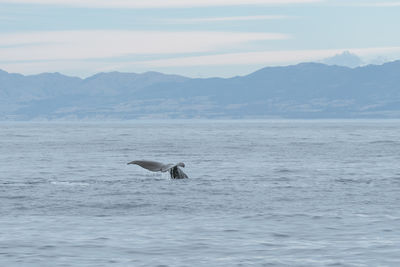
[2,119,400,124]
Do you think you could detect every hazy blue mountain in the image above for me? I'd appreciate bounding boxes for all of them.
[321,51,363,68]
[1,61,400,120]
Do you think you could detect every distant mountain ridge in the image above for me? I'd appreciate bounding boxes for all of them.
[321,51,363,68]
[1,61,400,120]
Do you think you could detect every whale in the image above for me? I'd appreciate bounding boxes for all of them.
[127,160,188,179]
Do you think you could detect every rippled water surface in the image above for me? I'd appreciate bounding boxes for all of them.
[1,121,400,266]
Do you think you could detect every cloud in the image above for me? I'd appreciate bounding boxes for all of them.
[0,16,17,21]
[330,1,400,7]
[136,47,400,67]
[0,0,322,8]
[167,15,292,23]
[0,30,289,61]
[359,2,400,7]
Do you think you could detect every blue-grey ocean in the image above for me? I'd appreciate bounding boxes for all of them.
[1,121,399,266]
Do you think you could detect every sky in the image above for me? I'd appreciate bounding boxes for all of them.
[1,0,400,78]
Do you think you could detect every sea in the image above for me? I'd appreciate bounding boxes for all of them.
[0,120,399,266]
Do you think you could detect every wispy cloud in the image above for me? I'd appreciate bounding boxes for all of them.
[136,47,400,67]
[0,30,289,61]
[0,0,323,8]
[358,1,400,7]
[329,1,400,7]
[168,15,292,23]
[0,16,17,21]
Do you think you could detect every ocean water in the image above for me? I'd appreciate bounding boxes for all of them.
[1,120,400,266]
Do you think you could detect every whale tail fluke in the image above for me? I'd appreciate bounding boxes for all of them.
[127,160,188,179]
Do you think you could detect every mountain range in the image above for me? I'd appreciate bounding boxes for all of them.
[1,61,400,120]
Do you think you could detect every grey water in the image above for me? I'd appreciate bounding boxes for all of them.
[1,121,400,266]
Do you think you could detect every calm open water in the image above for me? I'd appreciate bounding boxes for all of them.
[1,121,400,266]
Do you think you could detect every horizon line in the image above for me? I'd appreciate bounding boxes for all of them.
[1,59,397,80]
